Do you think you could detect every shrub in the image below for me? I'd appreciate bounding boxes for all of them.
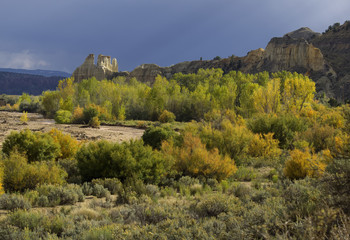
[48,128,80,159]
[83,105,99,124]
[76,140,168,184]
[283,148,326,180]
[248,114,307,149]
[82,182,93,196]
[72,105,85,123]
[199,120,254,164]
[142,126,177,149]
[35,184,84,206]
[248,133,282,160]
[20,111,28,124]
[159,110,176,123]
[283,179,321,220]
[54,109,72,124]
[233,166,257,181]
[0,193,31,210]
[71,208,101,220]
[2,129,60,162]
[321,158,350,214]
[89,116,100,128]
[228,183,251,200]
[193,194,231,217]
[2,151,67,192]
[298,124,337,152]
[91,184,110,198]
[162,132,237,181]
[81,225,115,240]
[58,158,81,184]
[6,209,71,237]
[0,164,3,195]
[91,178,123,195]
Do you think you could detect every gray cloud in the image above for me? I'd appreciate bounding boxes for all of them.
[0,0,349,72]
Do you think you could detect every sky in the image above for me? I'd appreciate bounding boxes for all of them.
[0,0,349,73]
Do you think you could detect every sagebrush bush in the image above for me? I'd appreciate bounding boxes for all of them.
[92,178,123,195]
[91,184,110,198]
[233,166,257,181]
[193,194,231,217]
[6,209,71,237]
[35,184,84,206]
[0,193,31,210]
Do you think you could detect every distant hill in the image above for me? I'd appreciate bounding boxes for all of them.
[0,68,71,78]
[0,71,63,95]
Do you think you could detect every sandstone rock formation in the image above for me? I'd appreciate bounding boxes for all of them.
[72,54,118,82]
[257,36,327,73]
[284,27,321,41]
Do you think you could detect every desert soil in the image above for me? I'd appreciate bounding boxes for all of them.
[0,111,144,147]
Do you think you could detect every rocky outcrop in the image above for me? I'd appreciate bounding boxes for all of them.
[257,36,328,73]
[284,27,321,41]
[72,54,118,82]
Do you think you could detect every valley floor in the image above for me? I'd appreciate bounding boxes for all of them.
[0,111,144,147]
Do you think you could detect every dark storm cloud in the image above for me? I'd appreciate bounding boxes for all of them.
[0,0,349,72]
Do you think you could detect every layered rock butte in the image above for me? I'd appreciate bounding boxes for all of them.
[72,54,118,82]
[72,21,350,101]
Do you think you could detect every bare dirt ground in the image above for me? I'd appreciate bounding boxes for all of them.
[0,111,144,147]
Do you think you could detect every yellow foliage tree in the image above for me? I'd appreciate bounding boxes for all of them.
[252,78,281,114]
[248,133,282,159]
[2,150,66,192]
[283,148,327,180]
[48,128,81,159]
[72,105,84,123]
[162,132,237,181]
[20,111,28,124]
[282,76,315,113]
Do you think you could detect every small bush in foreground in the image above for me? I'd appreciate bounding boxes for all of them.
[0,193,31,210]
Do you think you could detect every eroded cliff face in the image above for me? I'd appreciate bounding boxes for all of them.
[311,21,350,100]
[257,36,326,73]
[72,54,118,82]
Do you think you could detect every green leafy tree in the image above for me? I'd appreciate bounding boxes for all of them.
[76,140,168,184]
[2,129,60,162]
